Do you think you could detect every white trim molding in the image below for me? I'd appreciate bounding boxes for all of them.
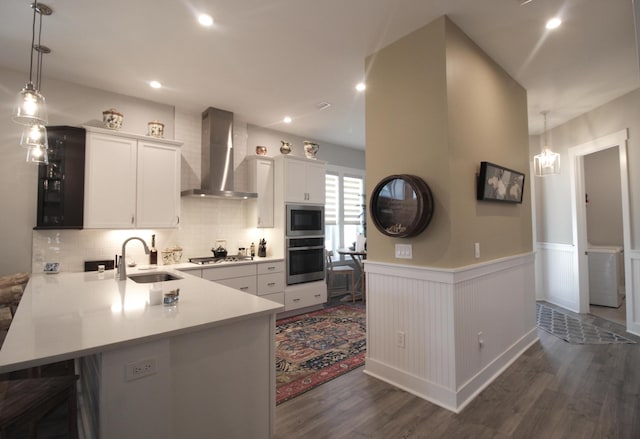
[629,250,640,336]
[364,253,537,413]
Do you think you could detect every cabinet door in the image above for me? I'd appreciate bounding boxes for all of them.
[305,161,326,204]
[136,141,180,228]
[255,159,274,227]
[84,133,137,228]
[36,126,85,229]
[283,159,308,203]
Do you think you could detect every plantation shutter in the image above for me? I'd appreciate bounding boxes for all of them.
[325,173,339,225]
[343,176,363,225]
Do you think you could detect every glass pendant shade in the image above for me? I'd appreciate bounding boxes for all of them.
[534,147,560,176]
[13,82,48,125]
[20,123,48,149]
[26,144,49,165]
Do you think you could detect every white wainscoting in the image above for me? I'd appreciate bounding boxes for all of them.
[364,253,537,413]
[535,242,579,312]
[629,250,640,336]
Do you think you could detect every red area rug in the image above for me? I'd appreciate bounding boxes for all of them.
[275,304,366,404]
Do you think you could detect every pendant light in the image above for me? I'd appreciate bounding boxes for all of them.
[12,2,52,126]
[534,111,560,176]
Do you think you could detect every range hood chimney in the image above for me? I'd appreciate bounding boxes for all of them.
[181,107,257,199]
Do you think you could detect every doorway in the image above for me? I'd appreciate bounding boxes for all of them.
[568,129,633,332]
[583,146,626,325]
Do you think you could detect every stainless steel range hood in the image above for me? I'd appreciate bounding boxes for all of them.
[181,107,257,199]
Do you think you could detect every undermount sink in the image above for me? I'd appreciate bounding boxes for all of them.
[128,272,183,284]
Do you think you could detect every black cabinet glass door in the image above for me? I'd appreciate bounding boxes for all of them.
[35,126,86,229]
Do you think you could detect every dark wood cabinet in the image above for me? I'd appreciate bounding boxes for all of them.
[35,126,86,229]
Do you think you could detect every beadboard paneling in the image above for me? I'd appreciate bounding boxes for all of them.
[364,253,536,412]
[535,242,579,311]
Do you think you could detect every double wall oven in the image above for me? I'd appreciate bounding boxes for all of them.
[286,204,325,285]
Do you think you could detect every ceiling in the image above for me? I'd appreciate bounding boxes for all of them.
[1,0,638,150]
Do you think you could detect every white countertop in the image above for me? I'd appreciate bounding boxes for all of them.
[0,267,284,373]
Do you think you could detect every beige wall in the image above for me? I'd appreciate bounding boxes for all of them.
[365,16,531,268]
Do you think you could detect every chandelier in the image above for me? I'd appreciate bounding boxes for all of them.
[533,111,560,176]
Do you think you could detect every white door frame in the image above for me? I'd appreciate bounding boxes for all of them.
[568,129,634,332]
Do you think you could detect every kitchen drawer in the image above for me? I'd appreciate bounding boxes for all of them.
[201,264,256,281]
[284,282,327,311]
[216,276,257,295]
[257,261,284,275]
[257,272,284,296]
[261,292,285,305]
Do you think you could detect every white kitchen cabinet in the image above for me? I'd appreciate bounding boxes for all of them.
[202,264,257,295]
[84,132,137,228]
[247,156,274,227]
[284,280,327,311]
[257,261,285,304]
[278,156,326,204]
[83,127,181,229]
[136,140,181,228]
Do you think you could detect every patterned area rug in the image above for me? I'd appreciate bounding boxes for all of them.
[536,303,636,344]
[276,305,366,404]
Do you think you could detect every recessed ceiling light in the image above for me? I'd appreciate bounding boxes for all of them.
[355,82,366,91]
[198,14,213,27]
[149,80,162,89]
[546,17,562,30]
[283,116,292,124]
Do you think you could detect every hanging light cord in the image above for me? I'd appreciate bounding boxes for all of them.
[36,4,44,90]
[27,0,39,87]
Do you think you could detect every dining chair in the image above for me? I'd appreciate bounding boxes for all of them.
[325,250,356,302]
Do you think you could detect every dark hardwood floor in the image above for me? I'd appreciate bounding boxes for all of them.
[274,308,640,439]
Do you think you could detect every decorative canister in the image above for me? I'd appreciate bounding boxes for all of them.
[148,120,164,138]
[280,140,292,155]
[303,141,319,159]
[102,108,123,130]
[256,145,267,156]
[162,249,173,265]
[172,246,183,263]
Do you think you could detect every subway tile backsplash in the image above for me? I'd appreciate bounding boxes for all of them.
[32,197,256,272]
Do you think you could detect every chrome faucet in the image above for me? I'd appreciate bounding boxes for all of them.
[118,237,150,281]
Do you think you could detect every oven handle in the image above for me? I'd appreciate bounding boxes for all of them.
[288,245,325,251]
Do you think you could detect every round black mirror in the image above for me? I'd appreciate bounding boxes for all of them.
[369,174,434,238]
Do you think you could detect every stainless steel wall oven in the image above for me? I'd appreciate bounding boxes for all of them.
[286,237,325,285]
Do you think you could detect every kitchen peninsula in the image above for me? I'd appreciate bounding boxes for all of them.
[0,267,283,438]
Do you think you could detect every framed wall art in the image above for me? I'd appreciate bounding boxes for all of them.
[476,161,525,203]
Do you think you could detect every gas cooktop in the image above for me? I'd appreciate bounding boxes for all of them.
[189,255,254,265]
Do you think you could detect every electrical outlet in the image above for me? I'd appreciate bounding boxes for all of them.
[125,358,157,381]
[396,330,406,348]
[395,244,412,259]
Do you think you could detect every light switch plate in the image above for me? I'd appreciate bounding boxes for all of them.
[395,244,412,259]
